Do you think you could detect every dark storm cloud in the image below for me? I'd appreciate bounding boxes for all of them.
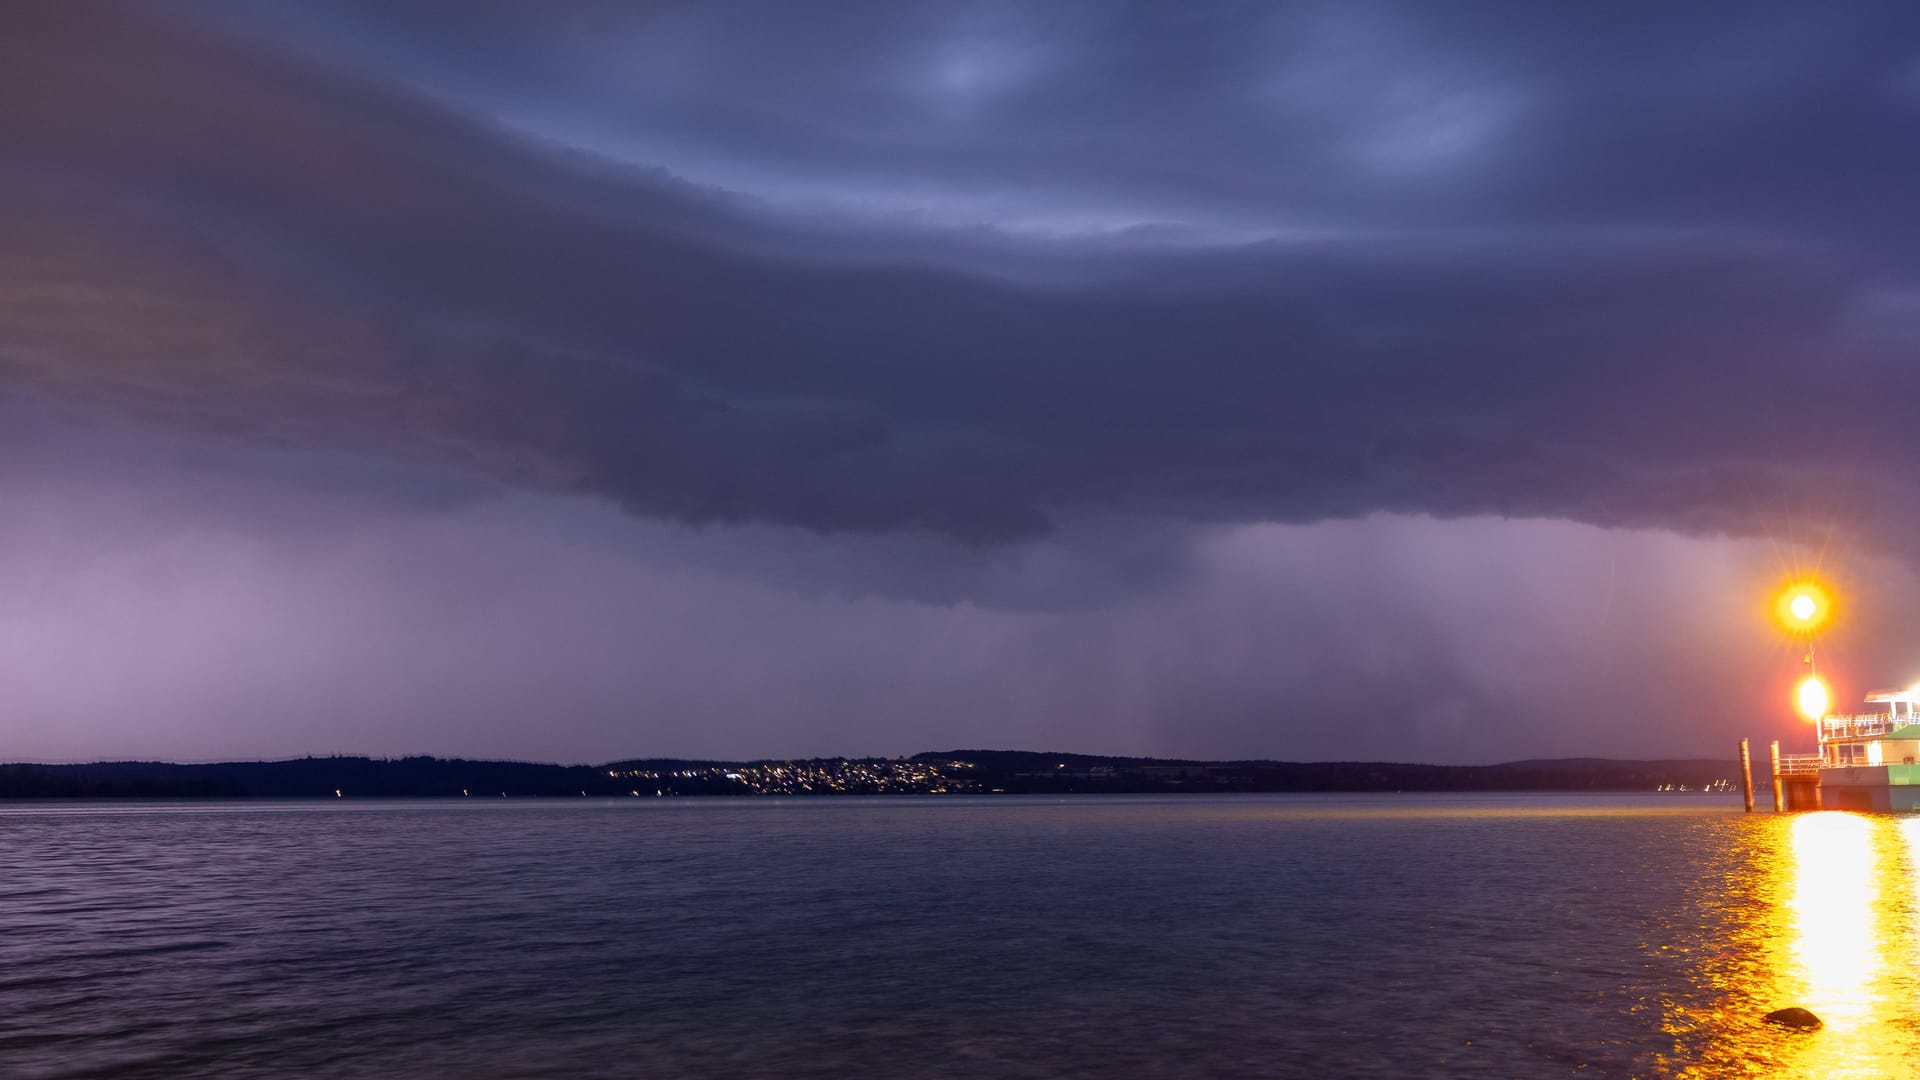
[6,1,1920,550]
[4,420,1871,764]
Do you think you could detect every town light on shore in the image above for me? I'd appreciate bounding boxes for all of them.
[1797,675,1831,722]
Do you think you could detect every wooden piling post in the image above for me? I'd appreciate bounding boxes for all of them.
[1740,738,1755,813]
[1770,740,1785,812]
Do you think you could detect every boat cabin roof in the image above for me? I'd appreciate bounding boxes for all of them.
[1867,689,1920,704]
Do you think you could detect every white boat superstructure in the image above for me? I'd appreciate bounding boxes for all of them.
[1808,688,1920,810]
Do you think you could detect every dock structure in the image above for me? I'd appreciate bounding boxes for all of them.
[1770,740,1783,812]
[1776,746,1821,810]
[1739,736,1821,813]
[1739,738,1755,813]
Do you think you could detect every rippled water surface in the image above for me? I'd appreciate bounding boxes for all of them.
[0,794,1910,1078]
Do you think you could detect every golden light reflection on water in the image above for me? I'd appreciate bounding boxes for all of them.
[1782,814,1879,1033]
[1677,812,1920,1078]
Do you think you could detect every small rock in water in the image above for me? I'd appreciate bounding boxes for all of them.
[1764,1007,1822,1030]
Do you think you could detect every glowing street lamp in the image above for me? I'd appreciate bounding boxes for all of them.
[1797,674,1831,723]
[1790,593,1817,623]
[1776,581,1831,635]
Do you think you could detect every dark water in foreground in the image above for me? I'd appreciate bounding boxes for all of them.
[0,794,1908,1078]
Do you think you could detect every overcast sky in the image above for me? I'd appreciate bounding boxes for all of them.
[5,1,1918,763]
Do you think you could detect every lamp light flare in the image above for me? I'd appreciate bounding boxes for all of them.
[1774,580,1832,633]
[1797,675,1831,722]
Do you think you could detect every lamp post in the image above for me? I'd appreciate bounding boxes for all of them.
[1781,583,1831,751]
[1756,580,1834,811]
[1791,592,1817,677]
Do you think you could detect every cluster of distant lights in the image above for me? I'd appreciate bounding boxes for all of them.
[601,759,979,796]
[1655,780,1736,793]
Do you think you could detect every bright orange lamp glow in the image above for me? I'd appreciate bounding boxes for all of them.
[1775,581,1832,633]
[1797,675,1831,722]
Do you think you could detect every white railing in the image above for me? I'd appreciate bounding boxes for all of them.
[1822,715,1901,741]
[1778,754,1823,776]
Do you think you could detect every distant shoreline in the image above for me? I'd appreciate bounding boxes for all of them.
[0,750,1740,799]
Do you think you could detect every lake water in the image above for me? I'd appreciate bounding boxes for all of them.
[0,794,1910,1078]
